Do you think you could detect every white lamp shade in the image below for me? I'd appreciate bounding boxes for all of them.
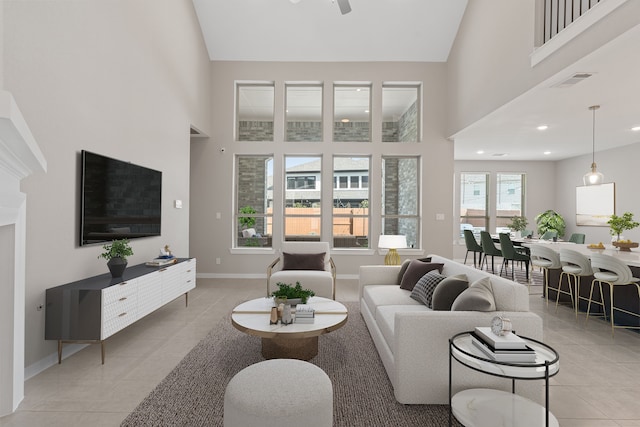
[378,235,407,249]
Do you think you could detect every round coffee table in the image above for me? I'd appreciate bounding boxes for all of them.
[231,296,348,360]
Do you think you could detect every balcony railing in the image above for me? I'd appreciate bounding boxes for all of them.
[542,0,601,43]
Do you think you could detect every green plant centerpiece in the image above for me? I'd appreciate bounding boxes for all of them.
[98,239,134,278]
[608,212,639,251]
[535,210,566,239]
[271,281,315,304]
[508,216,528,233]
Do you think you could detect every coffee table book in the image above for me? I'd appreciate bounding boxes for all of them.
[474,326,527,350]
[470,333,536,363]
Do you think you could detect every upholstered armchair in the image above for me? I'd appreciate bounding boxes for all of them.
[267,241,336,300]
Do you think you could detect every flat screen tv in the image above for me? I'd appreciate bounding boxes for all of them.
[80,150,162,246]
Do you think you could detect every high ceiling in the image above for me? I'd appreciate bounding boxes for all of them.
[192,0,640,161]
[192,0,468,62]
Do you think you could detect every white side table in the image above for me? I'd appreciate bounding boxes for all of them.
[449,332,560,427]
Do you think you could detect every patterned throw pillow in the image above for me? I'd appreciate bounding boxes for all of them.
[410,270,446,307]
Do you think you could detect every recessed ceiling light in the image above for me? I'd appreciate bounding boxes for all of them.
[364,110,369,113]
[476,150,484,154]
[632,126,640,131]
[341,118,350,123]
[544,151,551,155]
[537,125,548,131]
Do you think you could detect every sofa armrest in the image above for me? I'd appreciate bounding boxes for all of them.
[392,310,543,404]
[359,265,401,300]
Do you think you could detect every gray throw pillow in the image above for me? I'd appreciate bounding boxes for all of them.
[399,260,444,291]
[410,270,446,307]
[451,276,496,311]
[431,274,469,310]
[282,252,326,271]
[396,259,411,286]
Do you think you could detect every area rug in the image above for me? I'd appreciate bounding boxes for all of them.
[121,302,459,426]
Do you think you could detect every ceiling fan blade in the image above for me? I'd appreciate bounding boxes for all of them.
[336,0,351,15]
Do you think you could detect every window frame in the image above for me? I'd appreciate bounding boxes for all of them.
[459,172,489,238]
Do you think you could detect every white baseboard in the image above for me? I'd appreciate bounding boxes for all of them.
[25,343,88,381]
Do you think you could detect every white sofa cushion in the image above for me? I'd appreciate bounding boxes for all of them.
[376,305,430,354]
[362,285,421,317]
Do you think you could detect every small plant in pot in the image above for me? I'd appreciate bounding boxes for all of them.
[98,239,134,277]
[608,212,640,251]
[271,281,315,305]
[508,216,528,237]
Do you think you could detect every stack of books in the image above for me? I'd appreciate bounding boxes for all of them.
[470,327,536,363]
[146,256,177,267]
[294,304,315,324]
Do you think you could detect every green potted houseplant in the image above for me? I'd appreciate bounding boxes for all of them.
[608,212,640,251]
[535,210,566,239]
[508,216,528,237]
[271,281,315,305]
[98,239,134,277]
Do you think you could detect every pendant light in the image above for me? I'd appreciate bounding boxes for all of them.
[583,105,604,186]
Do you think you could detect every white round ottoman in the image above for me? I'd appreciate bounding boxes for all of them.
[224,359,333,427]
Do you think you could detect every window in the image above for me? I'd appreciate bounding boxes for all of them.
[333,156,370,248]
[285,84,323,142]
[284,156,322,241]
[495,173,525,234]
[287,176,316,190]
[460,173,488,237]
[235,155,274,247]
[382,84,420,142]
[333,84,371,142]
[381,157,419,248]
[236,83,274,142]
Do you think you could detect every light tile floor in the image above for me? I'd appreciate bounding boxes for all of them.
[1,276,639,426]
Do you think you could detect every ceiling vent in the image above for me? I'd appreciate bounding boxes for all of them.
[491,153,507,157]
[551,72,593,88]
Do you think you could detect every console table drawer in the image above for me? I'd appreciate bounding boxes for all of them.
[102,297,137,339]
[102,279,137,306]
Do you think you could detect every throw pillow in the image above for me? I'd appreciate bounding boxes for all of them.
[282,252,326,271]
[410,270,446,306]
[451,276,496,311]
[399,260,445,291]
[431,274,469,310]
[396,259,411,286]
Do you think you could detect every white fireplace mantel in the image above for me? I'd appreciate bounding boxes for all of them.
[0,89,46,416]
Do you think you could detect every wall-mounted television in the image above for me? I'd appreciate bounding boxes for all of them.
[80,150,162,246]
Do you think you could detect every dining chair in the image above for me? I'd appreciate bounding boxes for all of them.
[540,230,558,241]
[463,229,483,268]
[498,233,530,282]
[559,248,593,317]
[586,253,640,336]
[568,233,586,244]
[479,231,502,274]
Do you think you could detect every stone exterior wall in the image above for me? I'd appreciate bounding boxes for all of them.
[382,122,399,142]
[398,158,418,246]
[333,121,371,142]
[286,121,322,141]
[383,158,400,234]
[237,156,269,237]
[399,101,418,142]
[238,121,273,141]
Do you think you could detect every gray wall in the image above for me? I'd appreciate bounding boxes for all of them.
[4,0,211,369]
[555,142,640,244]
[190,61,454,278]
[447,0,640,138]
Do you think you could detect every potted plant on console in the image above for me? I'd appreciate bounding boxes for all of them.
[608,212,639,251]
[98,239,134,277]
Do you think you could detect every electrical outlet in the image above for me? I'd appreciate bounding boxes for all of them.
[216,258,221,265]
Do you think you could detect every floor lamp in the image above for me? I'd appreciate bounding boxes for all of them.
[378,235,407,265]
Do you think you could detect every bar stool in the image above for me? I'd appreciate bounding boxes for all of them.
[586,253,640,336]
[558,248,592,317]
[529,244,562,301]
